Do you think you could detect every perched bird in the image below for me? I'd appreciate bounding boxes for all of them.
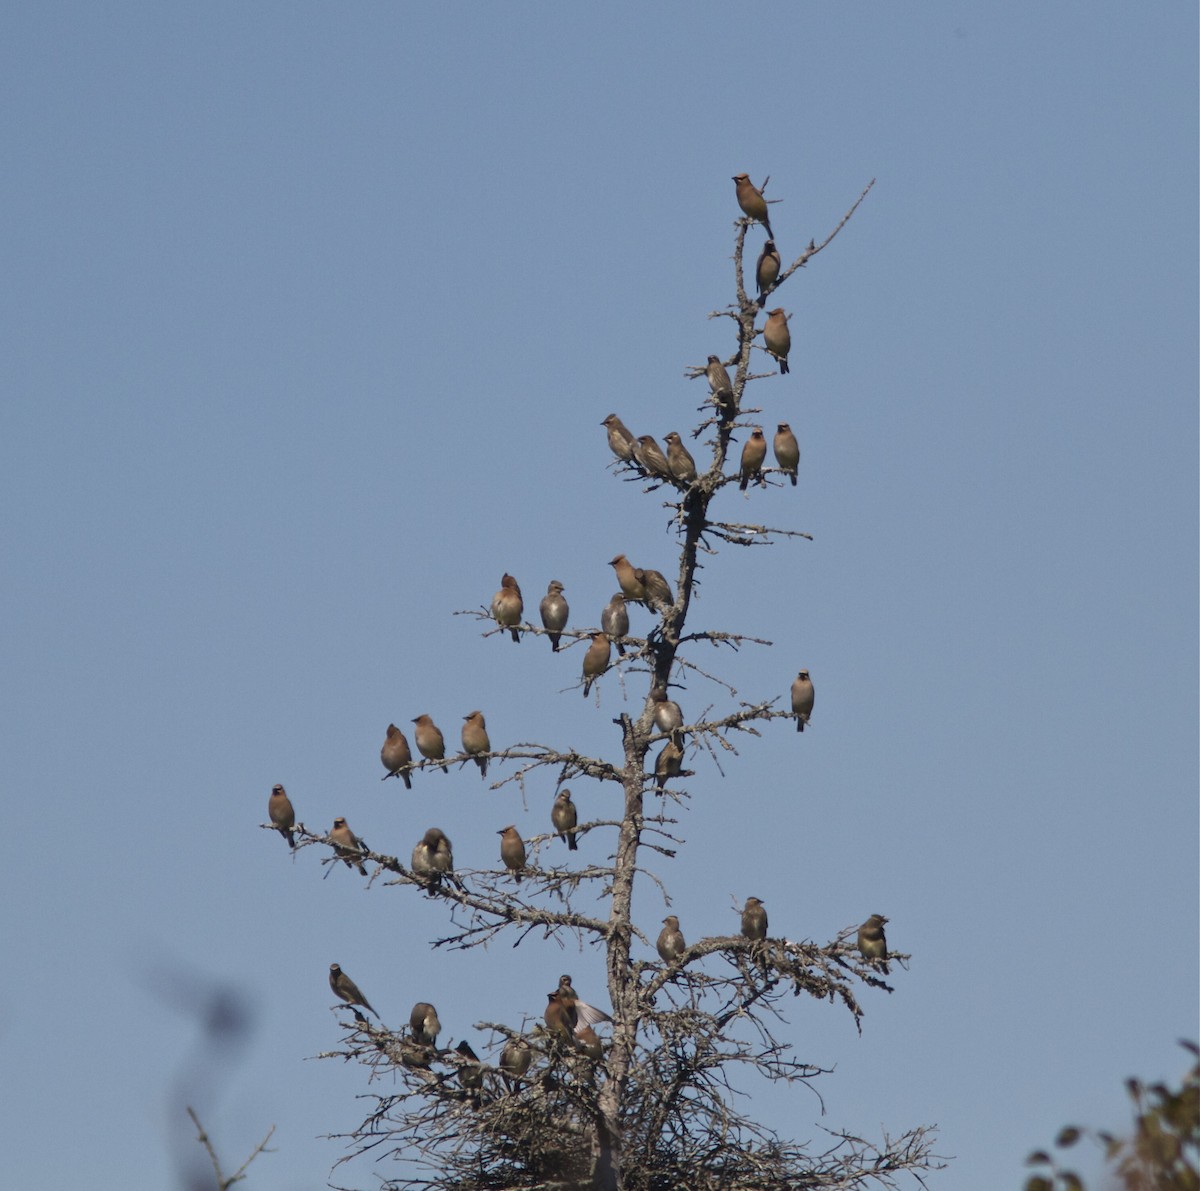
[550,788,579,851]
[650,686,683,734]
[581,631,611,697]
[461,710,491,777]
[499,1035,532,1089]
[539,580,569,651]
[544,991,575,1044]
[663,432,697,484]
[412,714,448,773]
[601,413,636,464]
[330,817,367,876]
[763,308,791,374]
[454,1040,484,1105]
[739,427,767,490]
[791,670,815,732]
[409,1001,441,1047]
[755,239,781,307]
[557,974,612,1027]
[732,173,775,239]
[329,963,376,1016]
[634,435,672,480]
[641,568,674,612]
[609,554,647,604]
[705,354,734,406]
[601,592,630,656]
[268,783,295,848]
[654,733,684,791]
[657,915,686,963]
[773,423,799,485]
[498,825,526,881]
[491,572,524,642]
[575,1024,603,1062]
[411,827,454,881]
[741,897,768,942]
[857,914,890,975]
[380,723,413,788]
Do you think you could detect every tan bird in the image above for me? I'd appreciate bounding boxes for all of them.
[650,686,683,734]
[663,432,697,484]
[641,568,674,612]
[544,991,575,1045]
[409,1001,441,1047]
[454,1040,484,1106]
[329,963,376,1016]
[498,824,526,881]
[739,427,767,490]
[763,308,791,374]
[857,914,890,975]
[412,713,448,773]
[380,723,413,788]
[732,173,775,239]
[773,423,799,485]
[634,435,672,480]
[491,572,524,642]
[539,580,569,651]
[756,239,781,307]
[706,354,734,406]
[557,974,612,1027]
[609,554,647,604]
[654,733,684,791]
[791,670,814,732]
[551,788,579,851]
[268,783,295,848]
[601,592,630,656]
[461,710,491,777]
[581,631,611,697]
[411,827,454,880]
[330,817,367,876]
[499,1035,532,1089]
[601,413,636,463]
[657,915,686,963]
[741,897,768,941]
[575,1024,603,1062]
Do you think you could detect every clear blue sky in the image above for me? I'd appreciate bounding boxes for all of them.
[2,4,1196,1188]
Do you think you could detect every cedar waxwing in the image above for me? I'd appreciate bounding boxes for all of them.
[551,788,579,851]
[706,355,734,406]
[330,817,367,876]
[490,572,524,643]
[634,435,672,480]
[657,915,686,963]
[791,670,814,732]
[654,733,684,791]
[741,897,768,941]
[756,239,781,307]
[411,827,454,880]
[575,1024,603,1062]
[732,173,775,238]
[329,963,376,1016]
[609,554,647,604]
[763,308,791,374]
[773,423,799,485]
[544,992,575,1044]
[857,914,890,975]
[454,1040,484,1105]
[601,414,636,463]
[461,710,491,777]
[499,1035,532,1088]
[739,427,767,491]
[381,723,413,788]
[409,1001,441,1047]
[601,592,630,656]
[557,974,613,1026]
[412,714,449,773]
[539,580,569,652]
[641,568,674,613]
[268,783,295,848]
[650,687,683,734]
[498,825,526,881]
[581,632,611,697]
[663,432,697,484]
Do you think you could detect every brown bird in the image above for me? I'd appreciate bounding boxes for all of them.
[739,427,767,490]
[329,963,376,1016]
[330,817,367,876]
[575,1024,603,1062]
[601,413,636,463]
[411,827,454,881]
[409,1001,441,1047]
[460,710,491,777]
[557,974,612,1027]
[268,783,295,848]
[551,788,579,851]
[654,733,684,791]
[601,591,630,656]
[857,914,890,975]
[454,1040,484,1105]
[732,173,775,239]
[499,1035,532,1089]
[741,897,768,941]
[412,713,448,773]
[544,991,575,1045]
[706,354,734,406]
[498,824,526,881]
[663,431,697,484]
[657,915,686,963]
[756,239,781,307]
[650,686,683,734]
[539,580,569,651]
[641,568,674,613]
[380,723,413,788]
[791,670,814,732]
[773,423,799,485]
[491,572,524,642]
[763,307,791,374]
[581,631,611,697]
[634,435,672,480]
[609,554,647,604]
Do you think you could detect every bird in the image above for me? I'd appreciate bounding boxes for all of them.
[330,817,367,876]
[411,827,454,881]
[650,686,683,734]
[791,670,814,732]
[498,825,526,881]
[739,427,767,490]
[551,789,579,851]
[705,355,734,406]
[857,914,890,975]
[609,554,647,604]
[409,1001,441,1047]
[491,572,524,642]
[763,308,791,374]
[773,423,799,485]
[601,592,630,656]
[575,1024,603,1062]
[380,724,413,788]
[581,632,611,697]
[329,963,376,1016]
[657,915,686,963]
[663,432,697,484]
[454,1040,484,1105]
[557,974,612,1027]
[268,784,295,848]
[544,991,575,1045]
[499,1035,532,1089]
[755,239,781,307]
[412,714,449,773]
[641,568,674,613]
[634,435,672,480]
[460,710,491,777]
[741,897,768,941]
[654,733,684,791]
[732,173,775,239]
[601,414,636,464]
[539,580,569,651]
